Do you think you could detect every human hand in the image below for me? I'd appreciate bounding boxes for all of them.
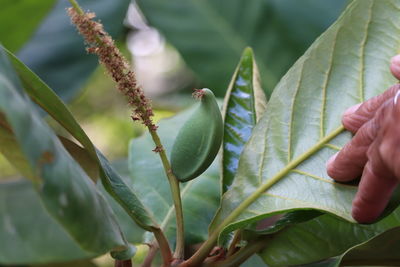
[326,55,400,223]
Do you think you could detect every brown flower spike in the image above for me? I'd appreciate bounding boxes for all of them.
[67,7,157,132]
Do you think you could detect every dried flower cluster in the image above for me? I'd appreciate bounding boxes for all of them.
[67,8,157,131]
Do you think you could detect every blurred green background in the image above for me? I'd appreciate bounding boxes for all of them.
[0,0,348,265]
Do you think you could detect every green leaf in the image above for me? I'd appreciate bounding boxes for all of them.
[136,0,347,96]
[2,45,159,234]
[338,227,400,266]
[210,0,400,243]
[221,47,267,194]
[0,179,96,264]
[0,117,97,181]
[97,160,146,245]
[0,0,56,52]
[258,210,400,266]
[17,0,131,101]
[0,115,36,180]
[0,49,129,257]
[128,106,220,244]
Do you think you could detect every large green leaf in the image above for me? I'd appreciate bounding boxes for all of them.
[136,0,347,96]
[221,47,266,194]
[17,0,131,101]
[337,226,400,266]
[258,210,400,266]
[2,45,159,235]
[0,49,129,259]
[210,0,400,243]
[0,0,56,52]
[128,105,220,244]
[0,179,96,264]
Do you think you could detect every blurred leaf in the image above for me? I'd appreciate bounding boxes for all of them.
[128,105,220,244]
[3,45,159,234]
[210,0,400,243]
[17,0,131,101]
[33,259,98,267]
[241,254,268,267]
[0,49,129,260]
[1,113,98,180]
[0,115,36,180]
[136,0,347,96]
[337,227,400,266]
[97,160,146,245]
[0,0,56,52]
[0,179,96,265]
[221,47,266,194]
[258,211,400,266]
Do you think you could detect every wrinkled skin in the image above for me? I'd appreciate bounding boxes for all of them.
[327,55,400,223]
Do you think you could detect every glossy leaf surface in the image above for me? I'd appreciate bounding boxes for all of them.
[0,49,128,258]
[0,0,56,52]
[17,0,130,101]
[259,210,400,266]
[129,106,220,244]
[136,0,347,96]
[211,0,400,242]
[221,47,266,194]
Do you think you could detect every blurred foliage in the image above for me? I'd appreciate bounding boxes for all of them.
[5,0,393,266]
[136,0,348,97]
[0,0,56,52]
[17,0,131,102]
[0,154,17,179]
[64,65,175,159]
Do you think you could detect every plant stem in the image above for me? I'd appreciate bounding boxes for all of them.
[115,259,132,267]
[67,0,185,262]
[183,126,345,266]
[152,227,173,266]
[142,242,159,267]
[226,230,242,257]
[68,0,84,14]
[208,238,267,267]
[150,130,185,260]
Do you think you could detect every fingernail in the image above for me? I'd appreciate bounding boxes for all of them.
[343,103,362,117]
[390,55,400,79]
[326,152,338,170]
[391,55,400,68]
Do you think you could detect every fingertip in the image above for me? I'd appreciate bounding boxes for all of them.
[351,195,383,224]
[342,103,362,132]
[351,204,377,224]
[390,55,400,80]
[326,152,338,178]
[343,103,362,118]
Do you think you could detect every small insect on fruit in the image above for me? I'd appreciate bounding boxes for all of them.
[171,88,223,182]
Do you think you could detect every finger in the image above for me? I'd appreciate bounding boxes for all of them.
[351,140,398,223]
[342,84,400,133]
[327,100,391,181]
[390,55,400,81]
[379,98,400,178]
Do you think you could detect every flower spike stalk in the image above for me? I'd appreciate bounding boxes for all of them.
[67,0,185,263]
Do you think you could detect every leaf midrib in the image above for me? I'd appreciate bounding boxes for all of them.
[216,125,346,236]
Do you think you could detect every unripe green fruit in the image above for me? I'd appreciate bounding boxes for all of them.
[171,88,223,182]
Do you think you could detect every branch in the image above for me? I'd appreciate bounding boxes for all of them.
[207,238,267,267]
[226,230,242,257]
[142,242,159,267]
